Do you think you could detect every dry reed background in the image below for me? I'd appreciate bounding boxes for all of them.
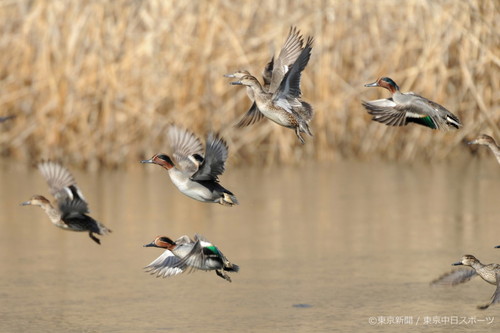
[0,0,498,169]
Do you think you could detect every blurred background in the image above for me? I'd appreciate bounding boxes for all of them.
[0,0,497,169]
[1,1,500,332]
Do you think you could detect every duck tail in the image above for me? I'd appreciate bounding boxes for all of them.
[225,263,240,272]
[445,113,462,129]
[221,192,239,206]
[98,222,112,235]
[300,100,314,121]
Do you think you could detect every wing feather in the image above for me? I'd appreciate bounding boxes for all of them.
[38,161,86,202]
[269,27,305,93]
[235,102,265,127]
[167,125,204,175]
[191,133,228,181]
[430,269,478,286]
[144,250,185,278]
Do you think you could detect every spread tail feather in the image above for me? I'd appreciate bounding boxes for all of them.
[225,263,239,272]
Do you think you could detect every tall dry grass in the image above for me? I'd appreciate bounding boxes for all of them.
[0,0,497,168]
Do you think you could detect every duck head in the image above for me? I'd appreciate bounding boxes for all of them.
[21,195,51,207]
[141,154,174,170]
[230,74,260,88]
[144,236,176,250]
[364,77,400,93]
[452,254,479,267]
[468,134,496,146]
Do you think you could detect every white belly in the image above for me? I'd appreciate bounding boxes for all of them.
[168,169,217,202]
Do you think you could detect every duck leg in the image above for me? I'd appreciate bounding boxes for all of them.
[88,232,101,245]
[295,127,305,144]
[215,270,232,282]
[303,122,313,137]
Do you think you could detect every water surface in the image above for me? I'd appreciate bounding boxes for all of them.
[1,158,499,332]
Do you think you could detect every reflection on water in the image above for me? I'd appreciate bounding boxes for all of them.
[0,158,499,332]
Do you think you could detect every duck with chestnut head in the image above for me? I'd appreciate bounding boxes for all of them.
[141,125,238,206]
[144,234,239,282]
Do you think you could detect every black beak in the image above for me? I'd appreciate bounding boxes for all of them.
[230,81,243,85]
[144,241,157,248]
[452,261,463,266]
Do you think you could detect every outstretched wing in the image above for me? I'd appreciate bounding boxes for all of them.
[362,99,408,127]
[167,125,204,175]
[235,102,265,128]
[430,269,477,286]
[58,197,90,216]
[191,133,228,181]
[269,27,305,93]
[37,161,87,204]
[273,36,313,101]
[144,250,185,278]
[174,235,210,271]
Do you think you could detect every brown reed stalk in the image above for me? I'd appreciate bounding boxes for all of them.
[0,0,497,169]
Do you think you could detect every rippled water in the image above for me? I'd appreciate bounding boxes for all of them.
[1,158,499,332]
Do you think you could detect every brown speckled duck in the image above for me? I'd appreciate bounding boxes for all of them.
[225,27,313,143]
[225,26,305,128]
[21,161,111,245]
[431,255,500,310]
[230,36,314,144]
[469,134,500,165]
